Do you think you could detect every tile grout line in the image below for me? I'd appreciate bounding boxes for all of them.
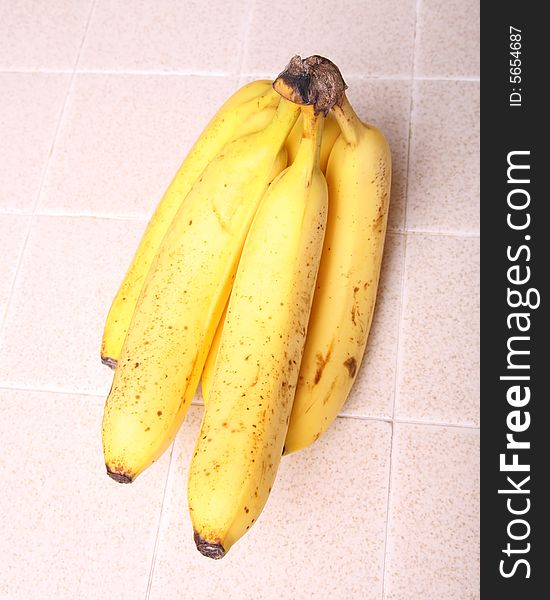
[33,210,148,222]
[144,441,176,600]
[0,68,233,77]
[381,0,422,594]
[338,412,392,424]
[0,1,97,341]
[0,69,480,82]
[0,379,479,429]
[0,383,105,399]
[76,69,232,77]
[32,0,96,216]
[394,418,479,432]
[379,234,407,598]
[0,216,34,339]
[236,0,256,84]
[414,75,480,81]
[0,382,207,409]
[388,0,424,411]
[410,0,423,82]
[404,227,480,238]
[337,412,479,431]
[0,211,480,237]
[73,0,98,71]
[0,0,101,342]
[379,419,396,600]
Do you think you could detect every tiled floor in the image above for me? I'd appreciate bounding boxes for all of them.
[0,1,479,599]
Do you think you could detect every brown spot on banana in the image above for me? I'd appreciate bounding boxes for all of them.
[322,379,338,405]
[343,357,357,378]
[313,339,335,385]
[372,211,385,232]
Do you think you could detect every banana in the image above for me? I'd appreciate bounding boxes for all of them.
[201,81,339,406]
[268,146,288,183]
[188,104,327,558]
[200,294,226,403]
[102,98,299,483]
[200,146,287,403]
[284,90,391,455]
[285,110,340,172]
[101,80,280,368]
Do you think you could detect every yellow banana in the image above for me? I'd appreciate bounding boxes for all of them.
[200,298,226,402]
[201,148,287,403]
[201,100,338,405]
[188,105,327,558]
[102,98,299,483]
[285,110,340,172]
[284,90,391,455]
[268,147,288,182]
[101,80,280,368]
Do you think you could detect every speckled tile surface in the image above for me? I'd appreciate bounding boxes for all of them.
[396,234,480,427]
[148,407,392,600]
[384,424,480,599]
[0,0,93,70]
[78,0,248,73]
[0,216,146,395]
[0,73,70,213]
[0,215,29,322]
[243,0,416,78]
[406,80,480,234]
[0,389,171,600]
[38,74,238,218]
[0,0,479,597]
[415,0,481,78]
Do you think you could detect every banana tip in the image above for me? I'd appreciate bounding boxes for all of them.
[101,356,117,370]
[194,532,226,559]
[106,466,133,484]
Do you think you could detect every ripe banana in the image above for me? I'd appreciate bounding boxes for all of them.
[101,80,280,367]
[285,110,340,172]
[102,98,299,483]
[200,299,226,402]
[284,91,391,455]
[188,105,327,558]
[201,77,340,405]
[201,148,288,403]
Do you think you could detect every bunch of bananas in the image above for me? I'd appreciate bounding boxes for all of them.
[101,55,391,559]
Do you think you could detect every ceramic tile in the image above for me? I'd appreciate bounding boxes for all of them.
[78,0,247,73]
[384,424,480,599]
[39,74,237,218]
[0,388,171,600]
[0,216,146,395]
[343,233,404,420]
[242,0,416,78]
[396,234,480,426]
[406,80,480,234]
[149,407,392,600]
[0,215,30,324]
[0,73,71,213]
[0,0,92,70]
[346,78,411,231]
[415,0,480,77]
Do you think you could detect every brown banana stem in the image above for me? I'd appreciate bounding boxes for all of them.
[273,54,347,116]
[332,94,362,146]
